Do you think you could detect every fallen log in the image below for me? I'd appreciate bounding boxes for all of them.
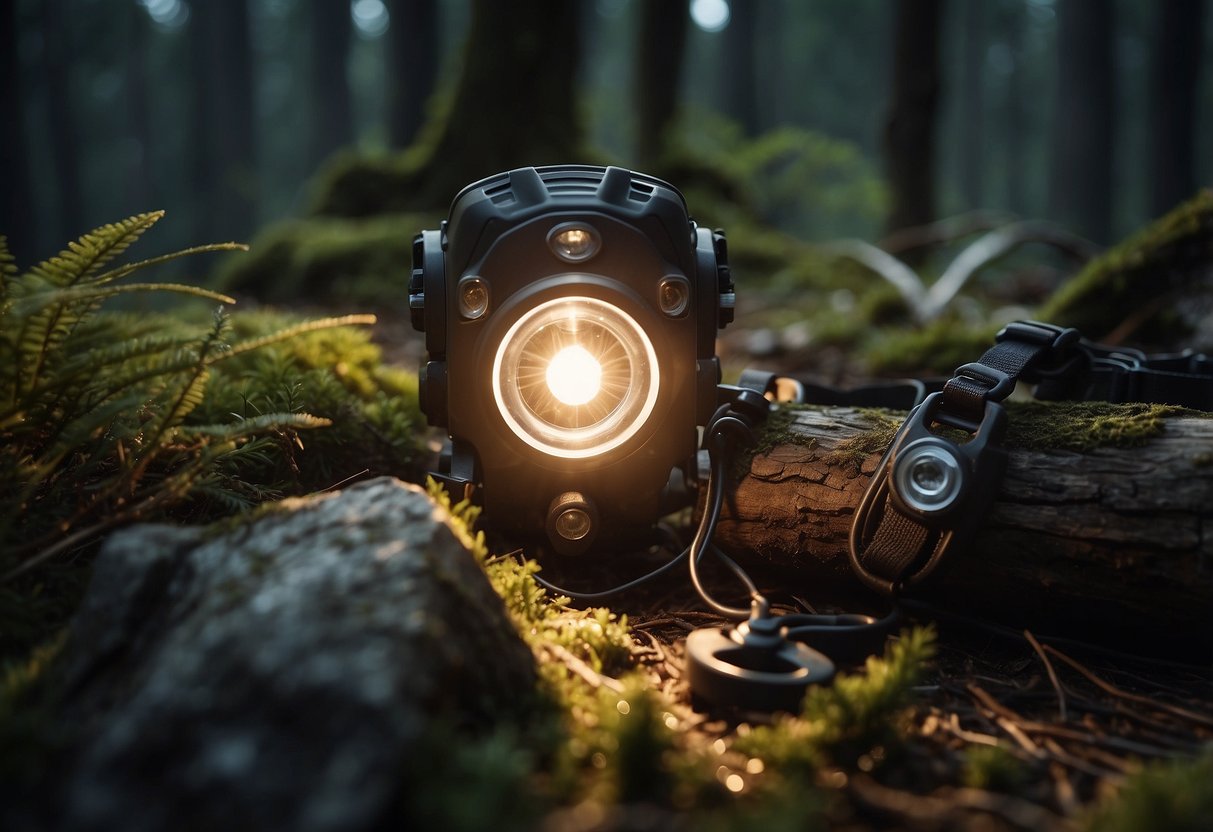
[715,402,1213,655]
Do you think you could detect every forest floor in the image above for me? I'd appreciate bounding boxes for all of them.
[365,298,1213,830]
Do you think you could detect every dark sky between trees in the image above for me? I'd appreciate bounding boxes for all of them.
[2,0,1211,268]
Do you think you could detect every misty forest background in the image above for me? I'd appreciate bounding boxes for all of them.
[3,0,1211,290]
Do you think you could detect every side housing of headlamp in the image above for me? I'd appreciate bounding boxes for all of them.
[410,165,732,554]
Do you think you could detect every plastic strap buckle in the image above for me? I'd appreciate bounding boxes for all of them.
[996,320,1081,351]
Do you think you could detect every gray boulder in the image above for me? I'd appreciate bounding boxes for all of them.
[43,477,536,832]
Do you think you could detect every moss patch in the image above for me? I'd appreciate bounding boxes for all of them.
[1004,401,1203,453]
[215,212,438,305]
[1037,189,1213,338]
[821,408,903,469]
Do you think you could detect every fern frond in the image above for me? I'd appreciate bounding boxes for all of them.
[13,282,236,315]
[214,314,377,364]
[55,331,200,380]
[26,212,165,288]
[89,243,249,287]
[131,310,229,465]
[0,235,17,298]
[42,392,148,459]
[183,412,333,439]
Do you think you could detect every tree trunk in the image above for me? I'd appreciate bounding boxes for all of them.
[357,0,583,212]
[40,0,83,242]
[957,0,984,210]
[385,0,439,150]
[714,405,1213,655]
[309,0,354,170]
[722,0,760,137]
[123,2,154,213]
[0,0,34,264]
[1148,0,1205,219]
[636,0,689,169]
[1001,2,1027,216]
[1050,0,1114,244]
[188,0,256,243]
[883,0,944,254]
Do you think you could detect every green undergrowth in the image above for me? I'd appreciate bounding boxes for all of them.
[735,627,936,771]
[0,635,65,792]
[1038,189,1213,338]
[0,215,424,659]
[215,212,438,305]
[864,318,999,376]
[426,478,938,827]
[1080,752,1213,832]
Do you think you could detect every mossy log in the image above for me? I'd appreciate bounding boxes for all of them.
[716,403,1213,654]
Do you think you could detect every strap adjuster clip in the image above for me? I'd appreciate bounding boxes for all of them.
[996,320,1080,351]
[953,362,1015,404]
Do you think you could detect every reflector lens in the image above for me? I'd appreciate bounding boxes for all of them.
[492,296,659,458]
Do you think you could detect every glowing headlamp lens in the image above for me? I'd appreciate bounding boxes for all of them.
[546,345,602,406]
[492,296,659,459]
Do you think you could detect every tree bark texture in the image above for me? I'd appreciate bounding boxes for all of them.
[714,406,1213,653]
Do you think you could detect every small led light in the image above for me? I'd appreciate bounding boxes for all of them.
[546,345,603,406]
[548,223,600,262]
[555,507,592,541]
[457,275,490,319]
[894,442,964,514]
[658,276,690,317]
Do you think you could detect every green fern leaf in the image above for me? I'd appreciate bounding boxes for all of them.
[153,369,211,439]
[55,331,199,381]
[26,212,165,289]
[13,282,236,316]
[214,314,377,364]
[0,235,17,297]
[89,243,249,287]
[37,392,147,471]
[183,412,333,440]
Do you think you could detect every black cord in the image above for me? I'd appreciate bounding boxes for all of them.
[529,545,688,601]
[686,411,767,620]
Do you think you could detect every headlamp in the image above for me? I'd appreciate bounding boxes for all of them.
[410,165,734,555]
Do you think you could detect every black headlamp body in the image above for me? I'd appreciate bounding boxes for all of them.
[410,166,733,555]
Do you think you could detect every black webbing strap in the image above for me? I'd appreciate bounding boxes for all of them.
[737,369,936,410]
[1032,343,1213,410]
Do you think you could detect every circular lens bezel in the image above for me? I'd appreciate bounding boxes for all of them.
[657,275,691,317]
[491,295,660,459]
[892,440,965,515]
[457,275,490,319]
